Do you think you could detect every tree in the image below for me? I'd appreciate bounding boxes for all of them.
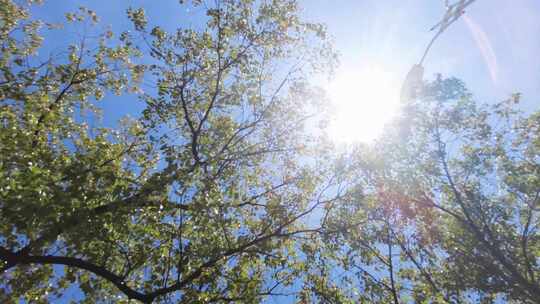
[4,1,538,303]
[0,0,338,302]
[315,76,540,303]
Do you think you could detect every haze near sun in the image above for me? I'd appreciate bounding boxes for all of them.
[326,65,401,144]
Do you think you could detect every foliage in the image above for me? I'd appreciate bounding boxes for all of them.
[0,0,338,303]
[2,1,539,303]
[314,77,540,303]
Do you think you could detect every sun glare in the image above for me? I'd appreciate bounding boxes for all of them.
[326,65,401,144]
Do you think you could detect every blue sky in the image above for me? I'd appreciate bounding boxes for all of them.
[303,0,540,111]
[31,0,540,137]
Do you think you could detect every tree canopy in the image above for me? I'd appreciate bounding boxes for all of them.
[306,77,540,304]
[1,1,539,303]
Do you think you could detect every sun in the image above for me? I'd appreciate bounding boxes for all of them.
[326,65,401,143]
